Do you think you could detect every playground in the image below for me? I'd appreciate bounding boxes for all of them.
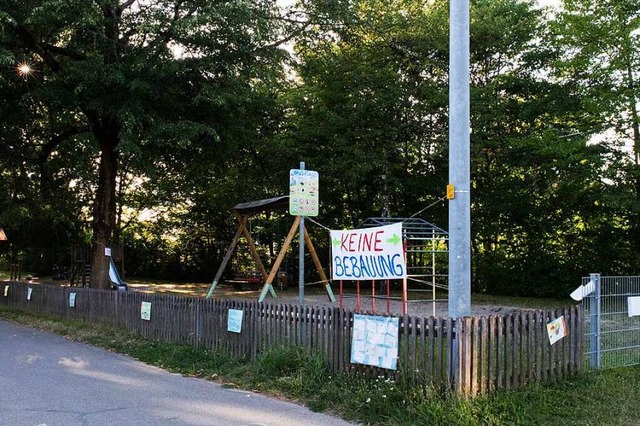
[0,269,561,318]
[0,189,564,318]
[102,278,558,317]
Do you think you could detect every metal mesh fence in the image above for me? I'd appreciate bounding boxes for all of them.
[582,275,640,369]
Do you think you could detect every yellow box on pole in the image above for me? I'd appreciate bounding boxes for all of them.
[446,184,455,200]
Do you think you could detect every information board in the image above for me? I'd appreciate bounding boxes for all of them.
[289,169,319,216]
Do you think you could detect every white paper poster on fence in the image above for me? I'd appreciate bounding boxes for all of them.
[227,309,244,333]
[3,285,8,297]
[628,297,640,317]
[141,302,152,321]
[546,316,567,345]
[69,292,76,308]
[331,223,406,281]
[104,247,112,257]
[27,287,33,301]
[350,314,399,370]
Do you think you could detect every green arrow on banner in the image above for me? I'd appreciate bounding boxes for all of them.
[386,234,401,246]
[332,238,341,247]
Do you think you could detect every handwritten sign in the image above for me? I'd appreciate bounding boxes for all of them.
[227,309,244,333]
[330,223,406,281]
[3,285,8,297]
[27,287,33,301]
[351,314,399,370]
[546,316,567,345]
[141,302,152,321]
[289,169,319,216]
[69,292,76,308]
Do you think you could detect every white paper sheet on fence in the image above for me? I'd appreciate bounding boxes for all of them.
[69,292,76,308]
[27,287,33,301]
[227,309,244,333]
[546,316,567,345]
[350,314,399,370]
[570,280,595,301]
[628,297,640,317]
[3,285,8,297]
[141,302,152,321]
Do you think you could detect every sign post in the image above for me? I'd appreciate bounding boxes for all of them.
[289,163,319,306]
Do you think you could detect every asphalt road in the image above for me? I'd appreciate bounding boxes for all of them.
[0,320,353,426]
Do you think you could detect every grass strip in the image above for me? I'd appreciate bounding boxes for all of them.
[1,306,639,425]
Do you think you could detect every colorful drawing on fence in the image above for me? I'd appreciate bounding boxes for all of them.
[330,223,406,281]
[627,296,640,317]
[141,302,152,321]
[3,285,8,297]
[27,287,33,300]
[546,316,567,345]
[69,292,76,308]
[227,309,244,333]
[350,314,399,370]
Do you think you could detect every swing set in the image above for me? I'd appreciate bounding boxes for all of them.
[205,196,336,303]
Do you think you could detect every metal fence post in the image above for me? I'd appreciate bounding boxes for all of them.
[589,273,601,369]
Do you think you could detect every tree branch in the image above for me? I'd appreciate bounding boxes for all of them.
[118,0,137,15]
[8,22,62,71]
[37,126,91,166]
[44,43,87,61]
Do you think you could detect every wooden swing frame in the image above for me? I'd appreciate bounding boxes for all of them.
[205,196,335,302]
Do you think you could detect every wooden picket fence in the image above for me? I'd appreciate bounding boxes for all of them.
[0,282,583,396]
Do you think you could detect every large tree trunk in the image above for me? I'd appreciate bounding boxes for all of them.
[88,113,121,289]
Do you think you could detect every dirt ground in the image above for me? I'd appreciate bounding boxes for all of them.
[15,279,535,318]
[127,281,528,318]
[269,292,523,317]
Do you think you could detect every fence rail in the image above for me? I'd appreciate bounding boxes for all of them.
[1,282,583,396]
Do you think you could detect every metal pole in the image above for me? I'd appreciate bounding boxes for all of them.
[432,241,436,317]
[448,0,471,320]
[298,161,306,306]
[589,273,601,369]
[449,0,471,393]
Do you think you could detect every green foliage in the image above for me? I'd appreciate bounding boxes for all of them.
[548,0,640,277]
[0,0,639,295]
[0,0,296,284]
[289,0,449,227]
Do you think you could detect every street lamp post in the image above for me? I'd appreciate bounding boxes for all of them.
[449,0,471,392]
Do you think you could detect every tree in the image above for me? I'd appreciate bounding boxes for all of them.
[551,0,640,273]
[288,0,450,229]
[288,0,622,297]
[0,0,294,288]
